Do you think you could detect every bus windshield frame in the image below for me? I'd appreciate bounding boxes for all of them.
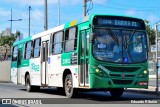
[92,28,148,64]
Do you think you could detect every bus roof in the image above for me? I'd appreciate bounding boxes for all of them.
[88,14,144,20]
[13,36,32,46]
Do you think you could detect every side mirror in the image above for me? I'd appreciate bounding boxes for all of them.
[89,33,95,43]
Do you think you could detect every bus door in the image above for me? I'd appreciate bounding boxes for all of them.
[80,29,90,87]
[41,41,49,86]
[17,49,22,84]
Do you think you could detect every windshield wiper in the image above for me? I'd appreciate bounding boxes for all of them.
[123,30,136,63]
[124,35,132,62]
[105,28,119,46]
[128,29,136,45]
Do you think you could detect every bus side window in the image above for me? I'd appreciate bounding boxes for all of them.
[64,27,77,52]
[12,46,18,61]
[52,31,63,54]
[33,38,41,58]
[24,41,33,59]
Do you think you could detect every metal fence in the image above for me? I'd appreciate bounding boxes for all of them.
[148,52,160,78]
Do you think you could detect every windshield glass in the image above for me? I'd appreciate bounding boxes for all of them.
[93,28,147,63]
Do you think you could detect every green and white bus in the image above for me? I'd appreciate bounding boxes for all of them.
[11,14,149,98]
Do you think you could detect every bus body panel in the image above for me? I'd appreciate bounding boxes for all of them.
[48,54,63,87]
[11,67,18,84]
[47,53,79,88]
[29,58,41,86]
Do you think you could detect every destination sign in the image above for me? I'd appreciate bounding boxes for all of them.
[93,16,145,29]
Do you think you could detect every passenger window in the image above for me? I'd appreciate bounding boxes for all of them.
[24,41,32,59]
[52,31,63,54]
[64,27,77,52]
[12,46,18,61]
[33,38,41,58]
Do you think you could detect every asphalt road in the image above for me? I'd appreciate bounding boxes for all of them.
[0,83,160,106]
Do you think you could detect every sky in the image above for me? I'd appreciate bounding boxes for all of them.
[0,0,160,38]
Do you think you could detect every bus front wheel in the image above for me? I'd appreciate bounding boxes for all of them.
[109,88,124,97]
[64,74,77,98]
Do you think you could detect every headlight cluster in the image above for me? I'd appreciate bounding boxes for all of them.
[92,66,108,77]
[138,70,148,78]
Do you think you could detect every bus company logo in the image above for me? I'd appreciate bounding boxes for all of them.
[31,63,40,72]
[62,58,70,65]
[122,73,125,78]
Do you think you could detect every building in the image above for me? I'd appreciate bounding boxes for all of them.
[0,28,23,60]
[0,28,11,36]
[0,29,23,41]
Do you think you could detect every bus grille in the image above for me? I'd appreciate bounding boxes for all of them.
[109,74,135,78]
[112,80,133,85]
[105,66,140,72]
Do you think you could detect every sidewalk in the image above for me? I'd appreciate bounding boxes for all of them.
[126,86,160,94]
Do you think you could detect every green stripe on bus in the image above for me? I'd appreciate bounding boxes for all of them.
[11,60,30,68]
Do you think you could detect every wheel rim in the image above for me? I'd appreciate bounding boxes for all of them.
[65,77,72,94]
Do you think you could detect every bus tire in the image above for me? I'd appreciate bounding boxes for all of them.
[64,74,77,98]
[109,88,124,97]
[26,75,34,92]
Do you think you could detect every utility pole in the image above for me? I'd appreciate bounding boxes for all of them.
[83,0,87,18]
[155,23,159,93]
[29,6,32,37]
[58,0,60,25]
[10,9,12,34]
[44,0,48,31]
[8,9,22,35]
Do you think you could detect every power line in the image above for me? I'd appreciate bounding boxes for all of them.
[86,0,93,15]
[106,1,160,9]
[94,3,160,12]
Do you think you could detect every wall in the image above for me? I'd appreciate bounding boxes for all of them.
[0,61,11,82]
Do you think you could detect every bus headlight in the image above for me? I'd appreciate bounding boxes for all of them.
[92,65,108,77]
[95,70,105,77]
[144,70,147,74]
[96,69,100,73]
[138,70,148,78]
[95,68,107,77]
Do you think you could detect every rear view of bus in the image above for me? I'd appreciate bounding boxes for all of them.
[88,15,148,97]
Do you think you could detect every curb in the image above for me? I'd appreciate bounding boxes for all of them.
[125,87,160,95]
[0,81,11,83]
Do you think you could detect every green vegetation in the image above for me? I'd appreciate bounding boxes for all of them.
[0,31,20,61]
[145,20,156,45]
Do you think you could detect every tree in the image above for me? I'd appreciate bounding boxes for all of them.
[0,31,20,61]
[145,20,156,45]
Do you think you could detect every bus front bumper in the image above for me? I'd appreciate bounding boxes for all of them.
[90,74,148,89]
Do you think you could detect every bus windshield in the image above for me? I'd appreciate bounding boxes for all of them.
[93,28,147,63]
